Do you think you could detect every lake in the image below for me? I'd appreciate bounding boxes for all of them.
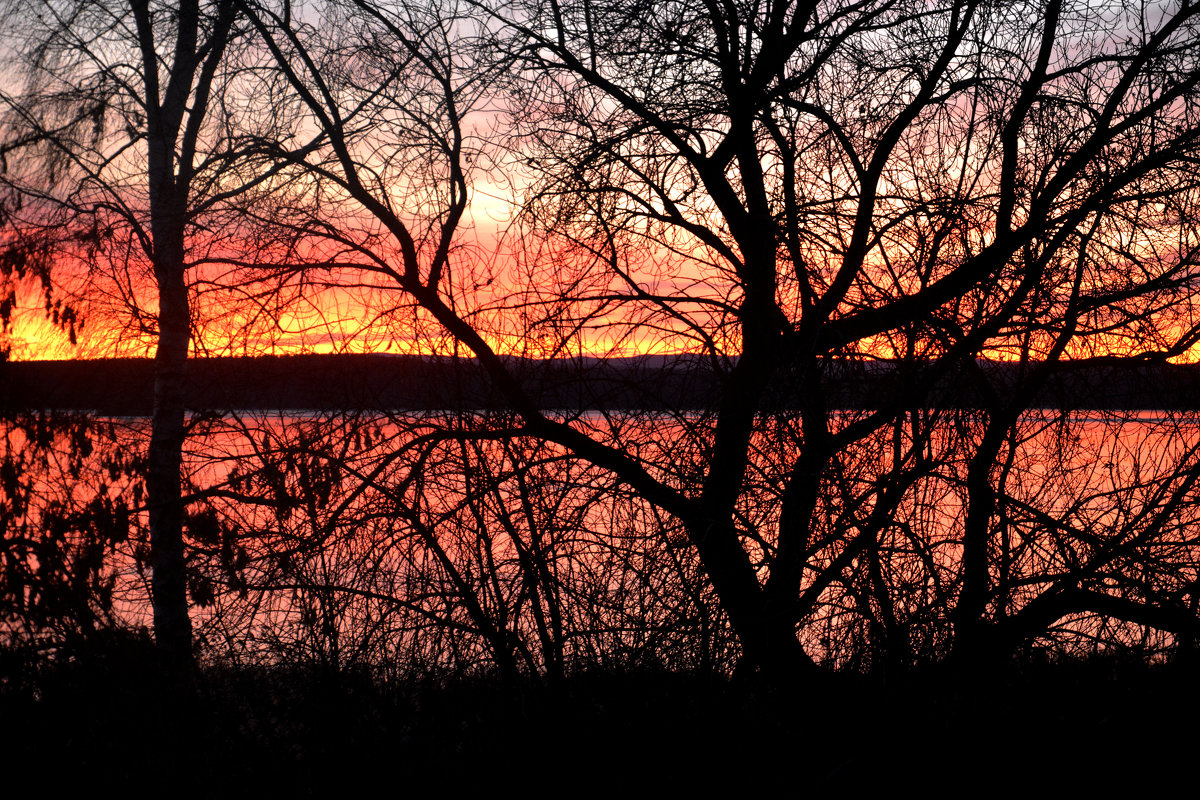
[5,407,1199,672]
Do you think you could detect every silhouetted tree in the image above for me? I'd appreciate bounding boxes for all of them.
[407,0,1200,676]
[237,0,1200,677]
[0,0,291,668]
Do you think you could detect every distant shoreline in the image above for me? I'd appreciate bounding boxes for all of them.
[4,353,1199,413]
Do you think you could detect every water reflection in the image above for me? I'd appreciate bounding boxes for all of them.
[5,407,1200,672]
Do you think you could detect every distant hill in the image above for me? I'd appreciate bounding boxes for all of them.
[2,353,1199,413]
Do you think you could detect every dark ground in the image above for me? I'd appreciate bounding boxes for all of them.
[2,638,1196,796]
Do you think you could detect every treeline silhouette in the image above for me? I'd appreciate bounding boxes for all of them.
[6,354,1200,413]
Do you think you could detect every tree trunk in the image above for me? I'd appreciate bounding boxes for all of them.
[688,519,816,680]
[134,0,228,672]
[147,248,192,668]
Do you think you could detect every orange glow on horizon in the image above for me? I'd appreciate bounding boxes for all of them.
[12,254,1200,364]
[8,169,1199,366]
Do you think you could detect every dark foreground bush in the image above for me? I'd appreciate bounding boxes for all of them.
[2,646,1197,796]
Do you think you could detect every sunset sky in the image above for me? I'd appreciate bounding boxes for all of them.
[5,0,1199,371]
